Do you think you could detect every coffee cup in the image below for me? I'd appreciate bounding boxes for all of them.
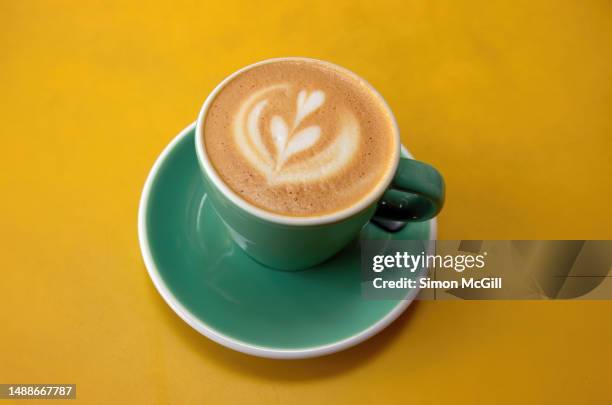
[195,57,444,270]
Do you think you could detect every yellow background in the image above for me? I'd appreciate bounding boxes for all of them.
[1,1,611,403]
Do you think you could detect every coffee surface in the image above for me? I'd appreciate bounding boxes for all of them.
[203,59,397,217]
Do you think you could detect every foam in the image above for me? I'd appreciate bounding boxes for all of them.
[204,59,397,217]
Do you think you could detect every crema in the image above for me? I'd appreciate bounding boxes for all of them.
[203,59,397,217]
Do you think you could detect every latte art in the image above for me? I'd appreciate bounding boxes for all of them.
[203,59,397,217]
[235,85,359,185]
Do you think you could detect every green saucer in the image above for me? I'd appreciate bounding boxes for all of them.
[138,123,435,359]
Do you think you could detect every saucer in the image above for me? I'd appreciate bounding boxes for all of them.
[138,123,436,359]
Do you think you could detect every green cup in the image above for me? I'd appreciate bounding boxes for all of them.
[195,58,444,270]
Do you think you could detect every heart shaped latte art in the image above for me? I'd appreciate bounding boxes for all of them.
[233,84,360,185]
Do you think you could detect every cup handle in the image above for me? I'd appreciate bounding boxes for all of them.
[375,158,445,222]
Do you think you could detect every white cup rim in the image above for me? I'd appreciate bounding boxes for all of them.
[195,57,401,226]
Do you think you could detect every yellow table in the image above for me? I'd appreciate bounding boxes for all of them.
[1,1,611,403]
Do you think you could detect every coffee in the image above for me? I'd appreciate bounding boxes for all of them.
[203,59,398,217]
